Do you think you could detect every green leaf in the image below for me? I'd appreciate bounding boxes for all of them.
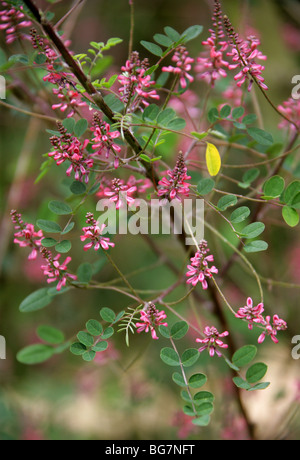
[70,342,87,356]
[194,391,214,404]
[100,307,116,323]
[17,344,54,365]
[247,127,273,146]
[219,105,231,118]
[188,373,207,389]
[232,345,257,368]
[191,131,208,141]
[74,118,88,138]
[207,107,219,123]
[181,348,200,368]
[86,319,103,336]
[242,114,257,125]
[246,362,268,384]
[142,104,160,121]
[101,327,114,339]
[19,288,54,313]
[82,350,96,362]
[70,181,87,195]
[153,33,173,47]
[160,347,180,366]
[140,40,163,57]
[230,206,251,224]
[55,240,72,254]
[77,263,93,284]
[239,222,265,239]
[37,325,65,345]
[192,415,211,426]
[232,106,245,119]
[77,331,94,347]
[239,168,260,188]
[157,108,176,126]
[170,321,189,340]
[48,200,73,216]
[194,402,214,416]
[232,377,252,390]
[92,341,108,352]
[284,181,300,206]
[158,325,171,339]
[180,25,203,43]
[172,372,187,387]
[244,240,269,253]
[262,175,285,199]
[167,117,186,130]
[217,194,238,211]
[197,178,215,195]
[62,117,76,134]
[61,222,75,235]
[37,219,62,233]
[282,206,299,227]
[164,26,180,42]
[41,237,57,248]
[247,382,270,391]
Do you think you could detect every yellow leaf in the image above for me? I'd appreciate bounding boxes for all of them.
[206,143,221,176]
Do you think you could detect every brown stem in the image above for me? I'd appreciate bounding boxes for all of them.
[23,0,159,185]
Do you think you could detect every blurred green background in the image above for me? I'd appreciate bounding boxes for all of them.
[0,0,299,440]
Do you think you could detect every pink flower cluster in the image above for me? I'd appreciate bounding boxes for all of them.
[91,114,121,164]
[101,177,137,209]
[224,16,268,92]
[118,51,159,112]
[278,98,300,132]
[10,210,43,260]
[81,212,115,251]
[195,0,229,87]
[41,248,77,291]
[196,326,229,357]
[48,123,93,183]
[0,2,32,44]
[136,303,168,340]
[30,29,87,117]
[235,297,287,344]
[158,153,191,201]
[162,46,194,89]
[186,240,218,290]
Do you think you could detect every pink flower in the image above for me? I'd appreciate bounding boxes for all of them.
[41,249,77,291]
[81,213,115,251]
[91,114,121,158]
[136,303,168,340]
[235,297,265,330]
[158,153,191,201]
[278,98,300,132]
[186,240,218,290]
[52,88,87,118]
[258,315,287,344]
[0,3,32,44]
[162,46,194,88]
[224,16,268,92]
[118,51,159,112]
[196,326,229,357]
[221,83,244,108]
[103,178,137,209]
[48,123,93,183]
[11,210,43,260]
